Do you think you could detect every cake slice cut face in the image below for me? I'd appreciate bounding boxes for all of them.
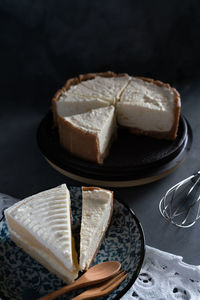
[79,187,113,271]
[117,77,181,139]
[5,184,79,283]
[58,105,117,163]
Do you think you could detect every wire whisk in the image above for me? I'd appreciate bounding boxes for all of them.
[159,171,200,228]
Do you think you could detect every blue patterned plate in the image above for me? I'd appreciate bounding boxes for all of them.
[0,186,145,300]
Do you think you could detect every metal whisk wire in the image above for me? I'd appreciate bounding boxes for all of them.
[159,171,200,228]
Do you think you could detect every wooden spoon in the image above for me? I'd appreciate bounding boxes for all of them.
[71,270,128,300]
[38,261,121,300]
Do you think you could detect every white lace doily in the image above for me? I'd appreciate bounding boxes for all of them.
[122,246,200,300]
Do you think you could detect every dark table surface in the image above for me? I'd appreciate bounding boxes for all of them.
[1,78,200,266]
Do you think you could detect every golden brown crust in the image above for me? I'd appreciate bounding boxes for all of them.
[81,186,114,271]
[128,126,178,140]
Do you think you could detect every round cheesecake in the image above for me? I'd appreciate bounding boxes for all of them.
[52,71,181,164]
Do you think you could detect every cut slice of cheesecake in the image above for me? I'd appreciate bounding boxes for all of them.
[60,71,130,105]
[52,72,130,125]
[5,184,79,283]
[79,74,130,103]
[56,93,109,118]
[58,105,117,163]
[117,77,181,140]
[79,187,113,271]
[67,82,114,104]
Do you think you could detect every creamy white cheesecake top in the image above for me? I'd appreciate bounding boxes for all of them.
[55,74,180,133]
[57,92,108,117]
[5,184,76,272]
[63,105,115,132]
[62,105,116,155]
[120,77,176,109]
[78,75,130,102]
[117,77,179,132]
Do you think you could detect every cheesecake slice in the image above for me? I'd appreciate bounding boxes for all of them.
[5,184,79,283]
[56,93,109,118]
[58,105,117,163]
[79,74,130,103]
[67,82,114,104]
[52,72,129,123]
[117,77,181,140]
[79,187,113,271]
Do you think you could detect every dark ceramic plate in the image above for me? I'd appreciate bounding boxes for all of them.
[37,112,192,186]
[0,186,145,300]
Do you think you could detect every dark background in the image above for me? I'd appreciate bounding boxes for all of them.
[1,0,200,114]
[0,0,200,197]
[1,0,200,266]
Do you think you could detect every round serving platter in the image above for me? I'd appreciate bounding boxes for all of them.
[0,187,145,300]
[37,112,192,187]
